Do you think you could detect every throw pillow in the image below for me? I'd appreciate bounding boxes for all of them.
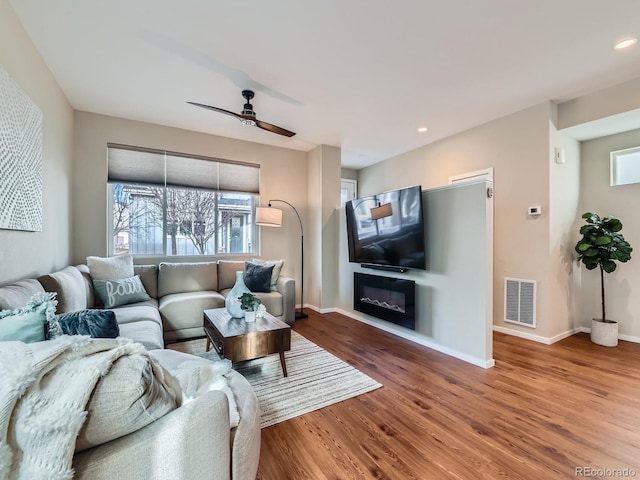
[57,310,120,338]
[87,254,134,281]
[93,275,150,308]
[251,258,284,291]
[75,346,182,452]
[0,292,60,343]
[244,262,274,293]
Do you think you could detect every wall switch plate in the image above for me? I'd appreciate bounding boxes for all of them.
[528,206,542,216]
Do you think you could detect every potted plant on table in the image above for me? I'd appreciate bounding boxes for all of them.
[575,212,632,346]
[238,293,262,322]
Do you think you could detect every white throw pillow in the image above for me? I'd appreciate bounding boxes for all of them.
[87,254,134,281]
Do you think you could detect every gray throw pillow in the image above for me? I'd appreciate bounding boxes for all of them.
[244,262,274,293]
[93,275,150,308]
[57,310,120,338]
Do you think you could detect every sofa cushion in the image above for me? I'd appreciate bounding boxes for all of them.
[158,262,218,297]
[159,291,225,333]
[93,275,150,308]
[87,254,134,280]
[38,266,89,314]
[111,303,162,327]
[74,265,98,309]
[57,310,120,338]
[75,350,181,452]
[220,288,283,317]
[217,260,246,290]
[134,264,159,299]
[244,262,273,293]
[118,320,165,351]
[0,279,45,311]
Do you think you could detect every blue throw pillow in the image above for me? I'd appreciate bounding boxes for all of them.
[0,292,60,343]
[93,275,150,308]
[57,310,120,338]
[244,262,274,293]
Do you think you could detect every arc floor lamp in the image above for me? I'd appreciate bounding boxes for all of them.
[255,200,308,319]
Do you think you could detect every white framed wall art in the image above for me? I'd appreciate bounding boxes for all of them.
[0,64,43,232]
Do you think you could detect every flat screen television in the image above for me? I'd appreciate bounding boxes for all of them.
[345,185,426,271]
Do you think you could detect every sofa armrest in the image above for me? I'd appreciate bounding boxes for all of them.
[276,275,296,324]
[73,390,231,480]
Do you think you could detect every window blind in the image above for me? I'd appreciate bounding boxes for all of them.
[107,143,260,194]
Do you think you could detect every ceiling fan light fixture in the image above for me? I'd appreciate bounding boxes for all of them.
[241,118,256,126]
[614,37,638,50]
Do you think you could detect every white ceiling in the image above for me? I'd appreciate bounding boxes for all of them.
[10,0,640,169]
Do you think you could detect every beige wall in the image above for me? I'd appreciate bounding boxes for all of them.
[307,145,341,311]
[71,111,308,300]
[0,0,74,284]
[319,146,341,310]
[307,146,322,308]
[548,120,582,339]
[340,167,358,181]
[355,103,564,339]
[579,128,640,339]
[557,77,640,130]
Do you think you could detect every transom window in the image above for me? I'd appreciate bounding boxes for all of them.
[108,144,260,257]
[611,146,640,186]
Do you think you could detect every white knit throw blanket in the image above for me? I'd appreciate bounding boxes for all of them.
[0,336,178,480]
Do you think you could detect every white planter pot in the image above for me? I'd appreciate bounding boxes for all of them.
[245,310,256,323]
[590,319,618,347]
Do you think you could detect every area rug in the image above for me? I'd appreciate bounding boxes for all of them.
[169,332,382,428]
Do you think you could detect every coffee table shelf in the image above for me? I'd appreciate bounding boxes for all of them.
[203,308,292,377]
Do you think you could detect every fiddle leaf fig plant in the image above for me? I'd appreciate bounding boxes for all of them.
[575,212,632,321]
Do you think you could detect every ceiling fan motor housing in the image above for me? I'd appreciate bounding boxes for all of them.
[241,90,256,118]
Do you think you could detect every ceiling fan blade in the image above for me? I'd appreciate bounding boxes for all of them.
[254,119,296,137]
[187,102,243,120]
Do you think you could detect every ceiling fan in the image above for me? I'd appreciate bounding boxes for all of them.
[188,90,296,137]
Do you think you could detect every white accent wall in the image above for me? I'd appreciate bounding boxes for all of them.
[337,181,494,368]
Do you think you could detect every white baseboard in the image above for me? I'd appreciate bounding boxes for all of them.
[300,304,335,315]
[494,325,640,345]
[335,308,495,369]
[492,325,582,345]
[577,326,640,344]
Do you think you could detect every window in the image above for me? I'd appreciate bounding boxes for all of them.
[611,146,640,186]
[108,144,260,257]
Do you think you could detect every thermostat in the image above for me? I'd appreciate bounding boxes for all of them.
[528,206,542,216]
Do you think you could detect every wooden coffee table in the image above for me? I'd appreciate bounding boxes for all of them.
[203,308,292,377]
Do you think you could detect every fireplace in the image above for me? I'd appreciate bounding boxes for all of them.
[354,272,415,330]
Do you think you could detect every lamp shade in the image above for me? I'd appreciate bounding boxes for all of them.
[255,206,283,227]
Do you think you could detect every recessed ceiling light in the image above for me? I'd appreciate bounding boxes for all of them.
[417,127,428,133]
[614,37,638,50]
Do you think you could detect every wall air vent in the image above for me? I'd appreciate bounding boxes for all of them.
[504,278,536,328]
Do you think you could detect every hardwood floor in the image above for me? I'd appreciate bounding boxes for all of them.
[256,311,640,480]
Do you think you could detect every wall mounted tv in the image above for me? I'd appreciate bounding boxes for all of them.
[345,185,426,272]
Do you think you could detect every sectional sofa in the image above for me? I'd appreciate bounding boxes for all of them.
[0,259,296,480]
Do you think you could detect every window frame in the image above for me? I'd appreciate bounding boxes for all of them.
[106,144,260,258]
[610,146,640,187]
